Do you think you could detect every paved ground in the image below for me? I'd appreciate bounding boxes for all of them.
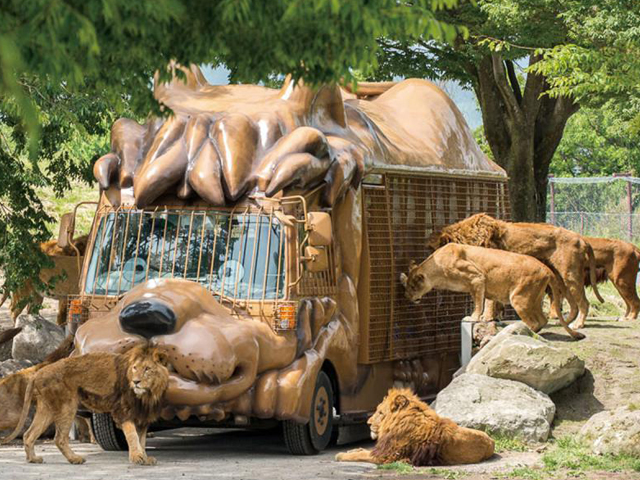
[0,427,541,480]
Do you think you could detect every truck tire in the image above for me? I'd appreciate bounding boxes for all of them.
[91,413,127,451]
[283,371,334,455]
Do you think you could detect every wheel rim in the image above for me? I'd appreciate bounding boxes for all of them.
[314,386,329,436]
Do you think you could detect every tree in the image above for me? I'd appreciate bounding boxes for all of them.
[550,102,640,178]
[0,1,459,297]
[375,0,640,222]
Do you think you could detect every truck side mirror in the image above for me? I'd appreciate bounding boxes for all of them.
[57,212,75,249]
[303,246,329,272]
[307,212,332,246]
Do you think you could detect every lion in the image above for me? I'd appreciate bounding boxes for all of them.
[336,388,494,466]
[583,236,640,321]
[427,213,604,329]
[399,243,584,340]
[0,235,88,325]
[0,334,75,434]
[2,345,169,465]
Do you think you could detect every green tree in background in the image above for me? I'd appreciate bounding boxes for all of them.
[0,0,458,298]
[375,0,640,222]
[551,102,640,178]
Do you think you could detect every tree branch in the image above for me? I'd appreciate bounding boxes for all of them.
[505,60,522,106]
[490,53,524,124]
[521,54,546,124]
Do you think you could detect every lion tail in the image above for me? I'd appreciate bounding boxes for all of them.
[1,378,35,444]
[586,243,605,303]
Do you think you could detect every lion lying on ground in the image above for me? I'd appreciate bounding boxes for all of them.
[0,334,74,434]
[0,235,88,325]
[2,345,169,465]
[400,244,584,340]
[583,236,640,321]
[336,388,494,466]
[427,214,603,329]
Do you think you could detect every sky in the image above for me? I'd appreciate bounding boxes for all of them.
[201,65,483,130]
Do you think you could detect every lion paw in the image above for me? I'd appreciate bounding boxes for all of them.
[67,455,86,465]
[28,456,44,464]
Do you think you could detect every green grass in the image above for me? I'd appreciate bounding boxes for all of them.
[38,183,99,237]
[499,436,640,479]
[491,432,529,453]
[377,461,414,474]
[628,402,640,411]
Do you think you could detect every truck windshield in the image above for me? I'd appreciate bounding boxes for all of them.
[84,209,286,300]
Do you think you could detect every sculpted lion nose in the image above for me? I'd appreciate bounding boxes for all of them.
[119,299,177,339]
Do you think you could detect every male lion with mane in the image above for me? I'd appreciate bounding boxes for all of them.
[427,213,603,328]
[336,388,494,466]
[2,345,169,466]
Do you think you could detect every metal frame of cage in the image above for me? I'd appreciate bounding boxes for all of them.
[360,172,511,363]
[73,196,323,331]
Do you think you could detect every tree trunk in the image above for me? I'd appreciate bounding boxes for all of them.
[472,53,578,222]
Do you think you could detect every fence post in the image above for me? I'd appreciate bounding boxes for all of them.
[580,212,584,235]
[628,178,633,241]
[549,175,556,225]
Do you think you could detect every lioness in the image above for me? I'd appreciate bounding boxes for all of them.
[400,243,584,340]
[2,345,169,465]
[583,236,640,322]
[427,213,603,328]
[336,388,494,466]
[0,334,74,433]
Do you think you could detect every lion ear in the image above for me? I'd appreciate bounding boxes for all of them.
[399,272,408,288]
[391,394,409,412]
[408,259,417,270]
[152,349,170,366]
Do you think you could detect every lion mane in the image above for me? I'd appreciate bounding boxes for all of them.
[2,345,169,465]
[428,213,504,250]
[336,388,494,466]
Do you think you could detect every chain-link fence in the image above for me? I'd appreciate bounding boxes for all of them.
[548,175,640,243]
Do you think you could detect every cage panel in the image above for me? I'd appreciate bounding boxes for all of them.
[362,173,511,363]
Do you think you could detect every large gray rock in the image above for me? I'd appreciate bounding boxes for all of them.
[466,322,585,394]
[434,373,555,443]
[579,407,640,456]
[0,358,33,378]
[12,315,64,363]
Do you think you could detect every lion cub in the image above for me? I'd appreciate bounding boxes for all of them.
[400,243,584,340]
[2,345,169,465]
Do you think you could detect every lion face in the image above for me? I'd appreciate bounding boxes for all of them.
[368,388,414,440]
[126,347,170,398]
[399,260,429,303]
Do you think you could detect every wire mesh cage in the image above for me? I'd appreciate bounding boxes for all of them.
[362,173,511,363]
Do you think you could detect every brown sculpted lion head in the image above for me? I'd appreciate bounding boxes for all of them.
[125,346,170,399]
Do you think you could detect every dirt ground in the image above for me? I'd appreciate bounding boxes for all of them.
[1,287,639,479]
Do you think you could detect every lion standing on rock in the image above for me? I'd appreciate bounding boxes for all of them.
[336,388,494,466]
[427,213,604,329]
[2,345,169,466]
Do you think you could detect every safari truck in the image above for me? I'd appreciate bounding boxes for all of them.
[63,65,510,455]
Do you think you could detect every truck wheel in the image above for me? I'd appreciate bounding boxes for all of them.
[91,413,127,451]
[283,371,334,455]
